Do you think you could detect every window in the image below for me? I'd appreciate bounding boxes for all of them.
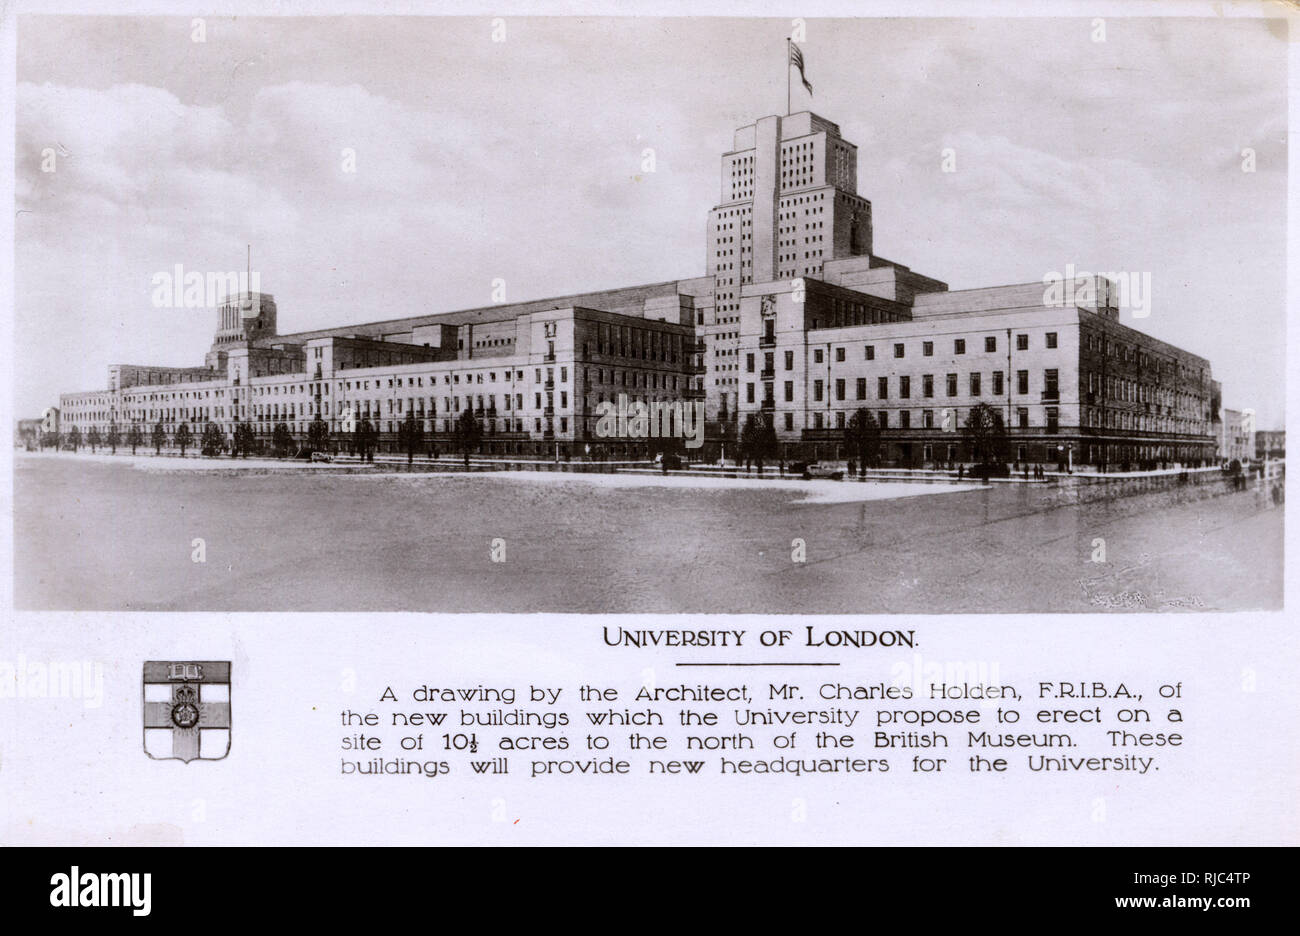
[1046,407,1059,433]
[835,347,845,362]
[877,377,888,400]
[954,339,966,355]
[899,376,910,399]
[985,336,996,353]
[923,410,934,428]
[1046,332,1058,349]
[784,412,793,430]
[813,380,824,402]
[835,379,845,401]
[865,345,875,361]
[1017,370,1029,395]
[923,341,934,356]
[992,371,1004,395]
[1017,408,1029,429]
[946,373,958,397]
[878,411,888,428]
[784,381,794,402]
[923,375,934,398]
[785,350,794,370]
[1016,334,1028,351]
[835,411,845,430]
[894,343,905,359]
[900,411,911,429]
[856,378,867,400]
[746,353,754,373]
[1044,369,1059,398]
[814,349,824,364]
[970,373,981,396]
[746,384,755,403]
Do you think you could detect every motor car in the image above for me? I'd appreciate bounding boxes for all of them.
[800,461,844,480]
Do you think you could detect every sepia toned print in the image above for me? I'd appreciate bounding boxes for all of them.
[12,16,1285,612]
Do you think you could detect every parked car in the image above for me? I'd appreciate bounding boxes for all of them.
[310,451,334,463]
[799,461,844,480]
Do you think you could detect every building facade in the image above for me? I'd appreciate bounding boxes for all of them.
[1219,408,1252,464]
[57,108,1219,466]
[61,288,701,456]
[1256,430,1285,461]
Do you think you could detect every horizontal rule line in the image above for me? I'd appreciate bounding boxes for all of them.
[675,662,840,667]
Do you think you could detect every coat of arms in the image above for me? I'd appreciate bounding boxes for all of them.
[143,661,231,762]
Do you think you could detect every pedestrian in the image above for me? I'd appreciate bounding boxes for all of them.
[957,464,964,482]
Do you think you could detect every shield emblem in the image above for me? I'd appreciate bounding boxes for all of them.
[143,661,231,762]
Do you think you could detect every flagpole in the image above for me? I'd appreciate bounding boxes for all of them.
[785,37,791,116]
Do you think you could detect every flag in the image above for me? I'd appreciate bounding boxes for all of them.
[789,42,813,96]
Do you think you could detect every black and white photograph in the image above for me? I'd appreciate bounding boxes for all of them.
[10,12,1286,613]
[1,0,1296,872]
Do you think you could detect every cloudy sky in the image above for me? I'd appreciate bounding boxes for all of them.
[14,15,1287,426]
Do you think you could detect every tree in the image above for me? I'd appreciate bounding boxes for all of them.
[200,421,224,457]
[307,417,331,454]
[739,414,757,472]
[152,420,167,455]
[739,413,777,474]
[754,413,777,474]
[272,422,294,458]
[87,427,101,453]
[845,408,880,474]
[398,410,425,465]
[354,418,376,462]
[234,421,256,458]
[454,409,481,467]
[68,426,82,452]
[127,422,144,455]
[175,422,193,457]
[107,421,121,454]
[963,402,1008,470]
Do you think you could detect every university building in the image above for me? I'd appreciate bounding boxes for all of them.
[58,108,1219,466]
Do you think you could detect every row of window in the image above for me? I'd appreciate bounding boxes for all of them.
[761,407,1063,433]
[861,333,1058,360]
[1083,331,1208,385]
[745,369,1058,404]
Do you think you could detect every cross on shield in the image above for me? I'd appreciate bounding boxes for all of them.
[143,661,231,762]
